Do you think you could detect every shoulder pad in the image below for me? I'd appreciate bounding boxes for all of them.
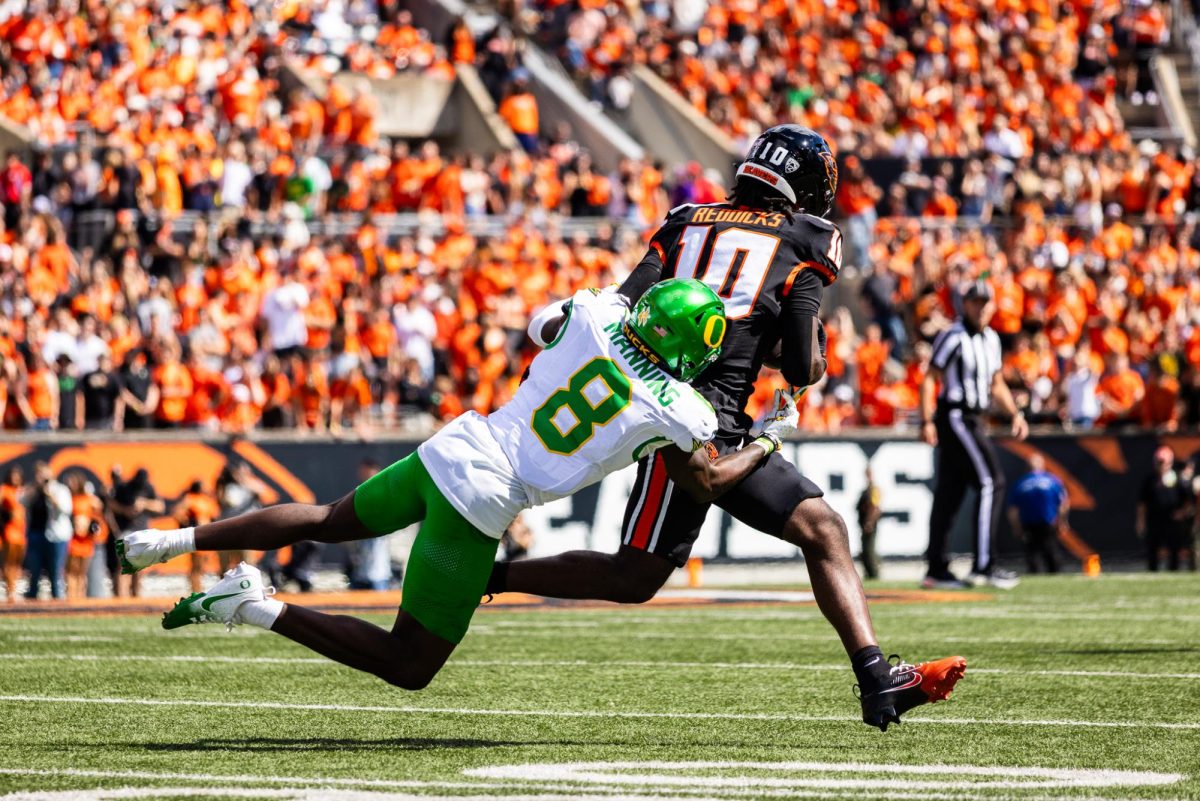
[794,213,838,231]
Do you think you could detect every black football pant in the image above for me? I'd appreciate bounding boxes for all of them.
[928,410,1006,576]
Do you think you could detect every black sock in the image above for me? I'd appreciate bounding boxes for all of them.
[851,645,889,687]
[485,561,509,595]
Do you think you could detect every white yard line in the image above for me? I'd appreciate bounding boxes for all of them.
[0,694,1197,730]
[3,653,1200,681]
[0,627,1184,647]
[0,767,510,792]
[470,629,1185,646]
[10,635,122,643]
[470,760,1184,789]
[0,766,1180,801]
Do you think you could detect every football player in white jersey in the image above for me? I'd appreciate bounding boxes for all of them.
[116,279,801,690]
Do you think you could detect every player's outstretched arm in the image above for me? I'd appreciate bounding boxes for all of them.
[661,390,799,503]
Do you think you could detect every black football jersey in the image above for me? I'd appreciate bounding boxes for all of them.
[649,202,842,434]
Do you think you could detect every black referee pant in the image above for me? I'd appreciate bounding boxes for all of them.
[928,408,1006,576]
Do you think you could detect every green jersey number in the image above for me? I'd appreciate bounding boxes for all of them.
[532,357,632,455]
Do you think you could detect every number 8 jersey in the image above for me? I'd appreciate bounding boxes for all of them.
[417,289,717,539]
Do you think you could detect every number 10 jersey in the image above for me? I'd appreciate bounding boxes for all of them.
[417,289,717,539]
[651,202,842,435]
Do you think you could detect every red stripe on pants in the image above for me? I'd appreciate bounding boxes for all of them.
[630,455,667,550]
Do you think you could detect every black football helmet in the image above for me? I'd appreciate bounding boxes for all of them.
[735,125,838,217]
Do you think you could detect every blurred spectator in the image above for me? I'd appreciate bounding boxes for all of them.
[0,466,25,603]
[215,463,269,574]
[330,364,372,434]
[20,352,58,430]
[499,69,540,153]
[1097,352,1145,427]
[153,341,193,429]
[1142,361,1181,431]
[263,272,311,359]
[1122,0,1170,106]
[260,356,293,429]
[108,468,165,598]
[856,467,882,580]
[1063,348,1101,429]
[55,354,82,431]
[837,157,880,269]
[174,480,221,592]
[1008,454,1069,574]
[65,474,105,600]
[1138,446,1192,571]
[23,462,72,601]
[119,350,158,431]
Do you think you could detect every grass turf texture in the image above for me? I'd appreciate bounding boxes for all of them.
[0,573,1198,800]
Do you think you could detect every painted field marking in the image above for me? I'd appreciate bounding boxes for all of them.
[0,783,1077,801]
[2,623,1187,646]
[1,694,1197,731]
[0,765,1183,801]
[3,653,1200,681]
[10,635,121,643]
[0,767,1052,801]
[864,608,1200,623]
[0,791,874,801]
[504,609,1200,628]
[468,760,1184,791]
[469,629,1186,647]
[0,767,498,791]
[2,627,1185,651]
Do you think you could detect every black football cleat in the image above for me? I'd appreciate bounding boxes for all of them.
[857,655,967,732]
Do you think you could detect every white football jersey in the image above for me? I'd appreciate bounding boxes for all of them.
[419,289,716,538]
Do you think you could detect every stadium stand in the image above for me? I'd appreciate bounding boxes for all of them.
[0,0,1198,435]
[535,0,1158,155]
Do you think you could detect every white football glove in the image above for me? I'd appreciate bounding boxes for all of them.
[753,388,799,454]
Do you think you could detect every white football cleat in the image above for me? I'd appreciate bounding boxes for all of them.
[115,529,176,574]
[161,562,273,630]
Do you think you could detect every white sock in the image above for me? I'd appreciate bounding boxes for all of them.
[164,527,195,559]
[238,599,285,630]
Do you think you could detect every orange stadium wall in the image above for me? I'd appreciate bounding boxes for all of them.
[0,433,1181,564]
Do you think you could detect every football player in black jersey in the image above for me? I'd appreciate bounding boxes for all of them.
[487,126,966,730]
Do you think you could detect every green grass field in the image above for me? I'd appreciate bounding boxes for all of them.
[1,573,1198,801]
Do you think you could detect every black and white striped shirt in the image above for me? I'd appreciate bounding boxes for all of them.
[930,321,1002,413]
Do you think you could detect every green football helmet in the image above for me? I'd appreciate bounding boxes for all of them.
[624,278,727,382]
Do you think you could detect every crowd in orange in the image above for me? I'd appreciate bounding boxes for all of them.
[0,0,1199,436]
[539,0,1167,158]
[0,200,657,432]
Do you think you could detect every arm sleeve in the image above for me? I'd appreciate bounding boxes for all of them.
[779,269,823,388]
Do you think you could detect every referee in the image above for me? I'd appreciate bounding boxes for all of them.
[919,281,1028,589]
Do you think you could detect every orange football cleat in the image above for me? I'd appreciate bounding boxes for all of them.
[857,655,967,732]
